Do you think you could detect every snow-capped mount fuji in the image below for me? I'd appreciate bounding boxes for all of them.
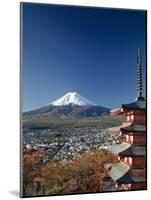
[24,92,110,118]
[50,92,96,106]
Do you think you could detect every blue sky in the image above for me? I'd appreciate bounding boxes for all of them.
[22,3,147,111]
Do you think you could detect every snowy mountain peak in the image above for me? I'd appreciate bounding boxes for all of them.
[50,92,96,106]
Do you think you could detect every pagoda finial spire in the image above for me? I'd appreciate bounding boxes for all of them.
[136,48,145,101]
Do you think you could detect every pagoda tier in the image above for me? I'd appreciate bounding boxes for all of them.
[107,143,146,168]
[105,163,146,190]
[111,99,146,125]
[109,123,146,145]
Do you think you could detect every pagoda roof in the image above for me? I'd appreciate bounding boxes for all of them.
[105,162,129,182]
[121,124,146,132]
[109,124,146,133]
[117,171,146,184]
[106,143,146,156]
[106,142,131,155]
[111,100,146,115]
[111,107,122,115]
[109,124,128,132]
[119,145,146,157]
[105,162,146,183]
[122,100,146,110]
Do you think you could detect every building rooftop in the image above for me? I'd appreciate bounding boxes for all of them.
[119,145,146,157]
[106,143,146,156]
[111,100,146,115]
[122,100,146,110]
[118,171,146,184]
[105,162,129,182]
[121,124,146,132]
[105,162,146,184]
[109,124,146,133]
[109,124,128,132]
[106,142,131,155]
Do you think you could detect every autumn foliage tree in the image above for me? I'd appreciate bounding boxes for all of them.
[23,148,118,196]
[22,148,47,195]
[61,150,117,193]
[38,150,117,195]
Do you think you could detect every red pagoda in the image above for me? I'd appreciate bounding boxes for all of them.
[105,48,146,190]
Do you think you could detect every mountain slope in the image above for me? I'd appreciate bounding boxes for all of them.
[24,104,110,118]
[23,92,110,118]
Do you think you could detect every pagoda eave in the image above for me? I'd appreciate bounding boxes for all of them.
[109,124,128,132]
[117,175,146,184]
[121,124,146,132]
[111,108,127,115]
[111,100,146,116]
[106,142,130,155]
[104,162,129,182]
[122,100,146,110]
[119,145,146,157]
[105,162,146,184]
[109,124,146,133]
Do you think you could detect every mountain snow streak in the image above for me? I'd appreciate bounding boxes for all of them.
[50,92,96,106]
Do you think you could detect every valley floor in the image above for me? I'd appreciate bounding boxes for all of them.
[21,116,123,197]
